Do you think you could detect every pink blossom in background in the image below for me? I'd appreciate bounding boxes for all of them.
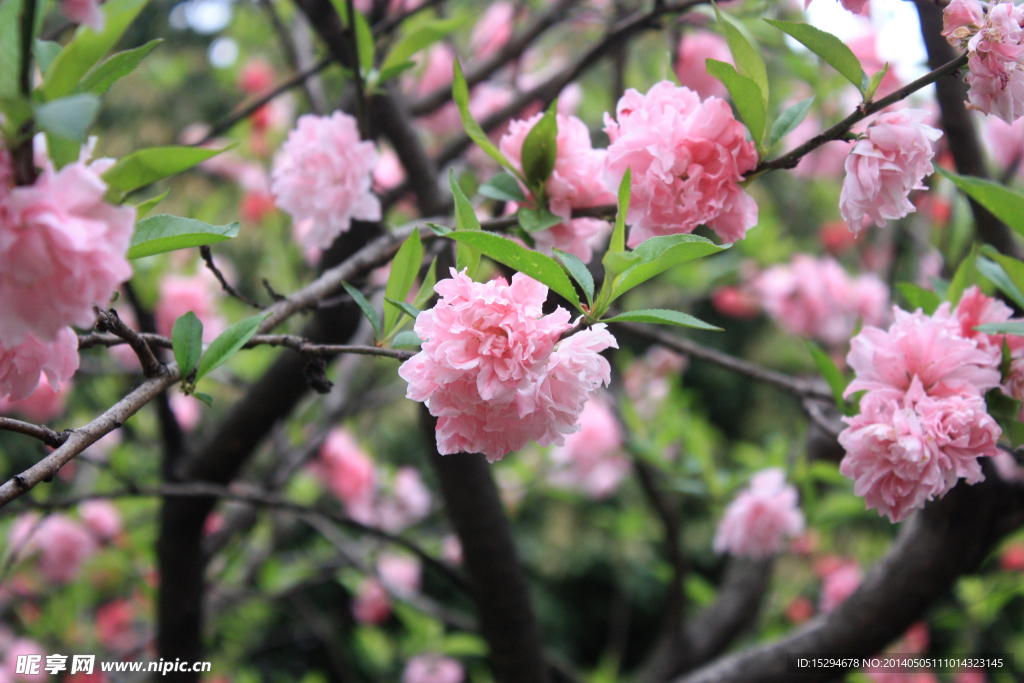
[847,32,903,101]
[78,500,122,542]
[154,274,225,342]
[95,600,135,650]
[373,147,406,192]
[817,558,862,613]
[952,287,1024,369]
[469,2,515,60]
[984,116,1024,172]
[840,109,942,233]
[0,327,78,402]
[402,655,465,683]
[0,374,72,423]
[1000,542,1024,570]
[5,639,47,683]
[0,143,135,349]
[954,671,987,683]
[21,515,98,584]
[413,45,460,135]
[351,578,391,624]
[169,393,203,432]
[752,255,889,348]
[674,30,731,101]
[785,596,814,624]
[377,553,421,596]
[866,670,940,683]
[400,269,616,460]
[992,451,1024,482]
[441,535,463,565]
[789,115,855,180]
[845,305,1000,401]
[901,621,930,653]
[805,0,868,14]
[238,58,275,94]
[820,221,861,254]
[713,468,805,558]
[271,112,380,251]
[839,378,1000,522]
[316,429,377,520]
[711,286,760,319]
[203,511,223,536]
[377,467,432,532]
[604,82,759,246]
[548,397,629,499]
[622,346,687,417]
[499,113,615,261]
[61,0,104,31]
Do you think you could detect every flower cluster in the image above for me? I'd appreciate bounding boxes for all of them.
[499,113,616,262]
[9,502,122,585]
[399,269,617,461]
[752,255,890,349]
[713,468,805,558]
[0,139,135,404]
[838,288,1017,522]
[944,0,1024,124]
[547,397,629,498]
[271,112,380,252]
[604,81,759,246]
[839,110,942,233]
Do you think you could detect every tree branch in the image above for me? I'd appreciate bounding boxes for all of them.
[0,417,68,448]
[93,307,166,379]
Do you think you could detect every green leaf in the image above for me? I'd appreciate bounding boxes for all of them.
[441,633,488,657]
[384,297,421,319]
[768,96,814,149]
[938,168,1024,239]
[342,282,381,341]
[1007,420,1024,448]
[807,341,852,415]
[706,59,766,146]
[896,282,941,314]
[613,235,728,299]
[520,100,558,189]
[863,63,889,101]
[604,308,722,330]
[135,189,169,218]
[947,245,978,305]
[33,94,100,142]
[355,9,374,75]
[193,391,213,407]
[411,256,438,310]
[715,5,768,103]
[976,322,1024,336]
[34,40,62,74]
[103,145,230,194]
[426,222,452,236]
[0,95,32,133]
[172,311,203,380]
[0,0,23,98]
[79,38,162,94]
[553,248,594,305]
[375,60,416,83]
[391,330,422,347]
[765,19,865,92]
[518,207,563,234]
[380,15,469,73]
[449,170,481,278]
[976,254,1024,310]
[39,0,151,101]
[194,312,270,383]
[128,215,239,259]
[986,388,1022,422]
[383,230,423,335]
[446,231,582,310]
[605,169,631,268]
[452,58,521,180]
[479,172,527,202]
[46,133,80,169]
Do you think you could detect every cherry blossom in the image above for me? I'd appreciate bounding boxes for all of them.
[713,468,805,558]
[402,655,465,683]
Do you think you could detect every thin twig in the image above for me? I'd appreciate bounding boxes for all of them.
[0,417,68,448]
[200,245,263,309]
[93,307,166,379]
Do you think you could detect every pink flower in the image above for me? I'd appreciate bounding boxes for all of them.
[943,0,985,51]
[351,578,391,624]
[548,397,629,498]
[845,305,1001,401]
[373,147,406,192]
[399,269,616,460]
[441,535,463,565]
[805,0,868,14]
[674,30,732,101]
[840,109,942,233]
[0,145,135,348]
[402,655,465,683]
[316,429,377,521]
[169,393,203,432]
[95,600,135,651]
[958,2,1024,123]
[5,639,47,683]
[377,467,432,532]
[839,378,1001,522]
[984,116,1024,172]
[61,0,104,31]
[0,374,72,423]
[271,112,381,251]
[499,113,615,261]
[818,559,862,613]
[78,500,122,541]
[154,274,225,341]
[712,468,805,558]
[21,515,98,584]
[238,58,275,94]
[753,255,889,348]
[0,327,78,402]
[604,82,759,246]
[469,2,515,60]
[377,553,421,596]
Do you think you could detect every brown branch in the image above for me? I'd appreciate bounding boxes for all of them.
[0,365,182,507]
[673,466,1024,683]
[0,417,68,448]
[750,52,969,176]
[93,307,166,379]
[199,245,262,309]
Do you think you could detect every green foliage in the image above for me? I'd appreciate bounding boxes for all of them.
[946,245,978,305]
[127,215,240,259]
[33,93,100,141]
[611,235,729,300]
[603,309,721,330]
[79,39,162,94]
[451,58,521,179]
[862,63,889,101]
[383,230,424,336]
[768,96,814,150]
[978,246,1024,309]
[103,145,230,195]
[705,59,766,149]
[172,311,203,381]
[518,207,563,234]
[939,167,1024,239]
[716,5,768,103]
[553,248,594,306]
[806,342,854,415]
[896,282,940,314]
[342,282,382,341]
[380,15,469,75]
[520,99,559,191]
[193,313,270,385]
[765,19,865,93]
[479,172,527,203]
[449,169,482,279]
